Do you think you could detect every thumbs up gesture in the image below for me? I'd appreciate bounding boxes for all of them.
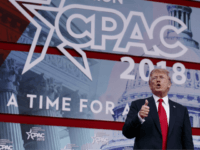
[139,100,150,119]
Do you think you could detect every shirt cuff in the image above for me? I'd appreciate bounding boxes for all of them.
[138,112,145,124]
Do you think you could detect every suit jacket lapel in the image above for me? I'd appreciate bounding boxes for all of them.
[148,96,162,135]
[167,100,177,138]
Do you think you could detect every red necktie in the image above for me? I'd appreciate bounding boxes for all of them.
[158,99,168,150]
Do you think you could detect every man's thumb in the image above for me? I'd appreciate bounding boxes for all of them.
[145,99,148,106]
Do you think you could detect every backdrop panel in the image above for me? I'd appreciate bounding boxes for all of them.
[0,122,199,150]
[0,49,199,128]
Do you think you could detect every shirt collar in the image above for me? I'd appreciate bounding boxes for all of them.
[153,94,169,105]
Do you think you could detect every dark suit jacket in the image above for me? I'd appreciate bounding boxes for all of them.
[122,96,194,150]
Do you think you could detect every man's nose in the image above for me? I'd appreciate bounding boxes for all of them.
[156,78,161,82]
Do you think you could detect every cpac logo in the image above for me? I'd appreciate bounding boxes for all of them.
[9,0,187,80]
[92,134,108,144]
[0,145,13,150]
[26,129,45,140]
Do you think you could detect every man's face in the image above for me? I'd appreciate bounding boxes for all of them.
[149,71,171,97]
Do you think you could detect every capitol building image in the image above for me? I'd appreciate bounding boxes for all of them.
[101,4,200,150]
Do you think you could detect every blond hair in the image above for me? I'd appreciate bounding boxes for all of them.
[149,68,171,84]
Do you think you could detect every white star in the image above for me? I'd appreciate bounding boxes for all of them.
[26,129,34,140]
[92,134,97,144]
[9,0,92,80]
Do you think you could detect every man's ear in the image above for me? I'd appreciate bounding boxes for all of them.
[168,83,171,88]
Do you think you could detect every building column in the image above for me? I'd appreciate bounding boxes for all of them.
[171,11,174,26]
[183,12,186,24]
[60,91,93,150]
[0,59,24,150]
[189,14,191,31]
[174,10,177,27]
[186,12,188,30]
[19,74,62,150]
[178,10,181,28]
[177,10,179,27]
[180,11,184,28]
[181,11,184,22]
[68,128,93,150]
[169,11,172,25]
[176,10,179,27]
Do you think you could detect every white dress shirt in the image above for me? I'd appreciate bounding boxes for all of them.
[138,94,170,125]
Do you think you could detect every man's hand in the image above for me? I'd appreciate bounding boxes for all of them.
[139,100,149,119]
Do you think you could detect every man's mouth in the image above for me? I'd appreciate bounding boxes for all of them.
[156,84,161,88]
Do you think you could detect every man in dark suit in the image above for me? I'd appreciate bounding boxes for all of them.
[122,68,194,150]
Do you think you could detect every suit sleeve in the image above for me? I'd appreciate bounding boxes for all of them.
[122,101,142,139]
[182,107,194,150]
